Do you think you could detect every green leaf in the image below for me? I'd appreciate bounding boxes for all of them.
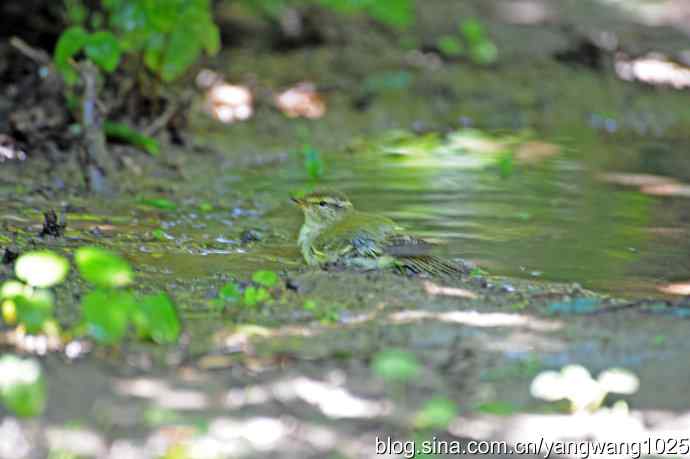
[460,19,486,46]
[104,121,160,155]
[14,289,54,334]
[54,26,89,85]
[0,355,45,417]
[303,146,324,180]
[469,267,488,277]
[81,289,135,344]
[470,41,498,65]
[437,35,463,57]
[367,0,413,28]
[139,198,177,211]
[415,397,458,429]
[143,33,166,72]
[65,0,88,25]
[251,270,279,288]
[319,0,413,28]
[475,401,517,415]
[243,286,270,306]
[75,246,134,288]
[15,251,70,288]
[372,349,420,382]
[160,26,202,82]
[0,280,25,299]
[497,152,513,178]
[106,1,150,51]
[85,31,121,72]
[219,282,241,302]
[201,23,221,55]
[198,201,214,212]
[152,228,168,241]
[132,293,181,344]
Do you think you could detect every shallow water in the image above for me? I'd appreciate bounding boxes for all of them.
[196,131,690,298]
[6,128,687,300]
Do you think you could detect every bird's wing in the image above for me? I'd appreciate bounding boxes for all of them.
[313,212,465,275]
[381,234,435,257]
[381,234,464,275]
[313,212,397,259]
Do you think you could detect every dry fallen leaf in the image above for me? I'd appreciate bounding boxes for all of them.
[203,80,253,124]
[275,82,326,119]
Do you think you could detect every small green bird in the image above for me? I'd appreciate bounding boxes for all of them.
[293,191,462,275]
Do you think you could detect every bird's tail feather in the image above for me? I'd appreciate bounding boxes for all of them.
[397,255,465,276]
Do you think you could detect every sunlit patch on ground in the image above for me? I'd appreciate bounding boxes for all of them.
[114,378,209,410]
[657,282,690,295]
[495,0,554,25]
[423,280,477,298]
[640,183,690,198]
[388,309,562,331]
[531,364,638,413]
[615,53,690,89]
[0,134,27,162]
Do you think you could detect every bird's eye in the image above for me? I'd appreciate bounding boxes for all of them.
[319,201,328,207]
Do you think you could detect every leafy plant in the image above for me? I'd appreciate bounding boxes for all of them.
[75,247,181,344]
[303,145,324,180]
[218,270,281,309]
[53,0,220,159]
[1,246,181,346]
[251,270,279,288]
[15,251,70,288]
[319,0,412,28]
[105,0,219,82]
[75,246,134,288]
[104,121,160,156]
[242,0,413,29]
[219,282,242,302]
[0,355,46,417]
[56,0,219,84]
[55,26,120,85]
[372,349,420,382]
[469,266,488,277]
[415,397,458,429]
[303,299,340,324]
[436,18,498,65]
[1,251,69,333]
[243,286,272,306]
[139,197,178,211]
[81,288,135,344]
[132,293,181,344]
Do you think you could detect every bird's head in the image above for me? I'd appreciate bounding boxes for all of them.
[292,190,354,228]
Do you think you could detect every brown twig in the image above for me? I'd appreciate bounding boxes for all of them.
[9,36,51,66]
[81,62,117,193]
[144,89,194,136]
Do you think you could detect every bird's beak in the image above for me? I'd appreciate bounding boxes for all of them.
[291,197,305,207]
